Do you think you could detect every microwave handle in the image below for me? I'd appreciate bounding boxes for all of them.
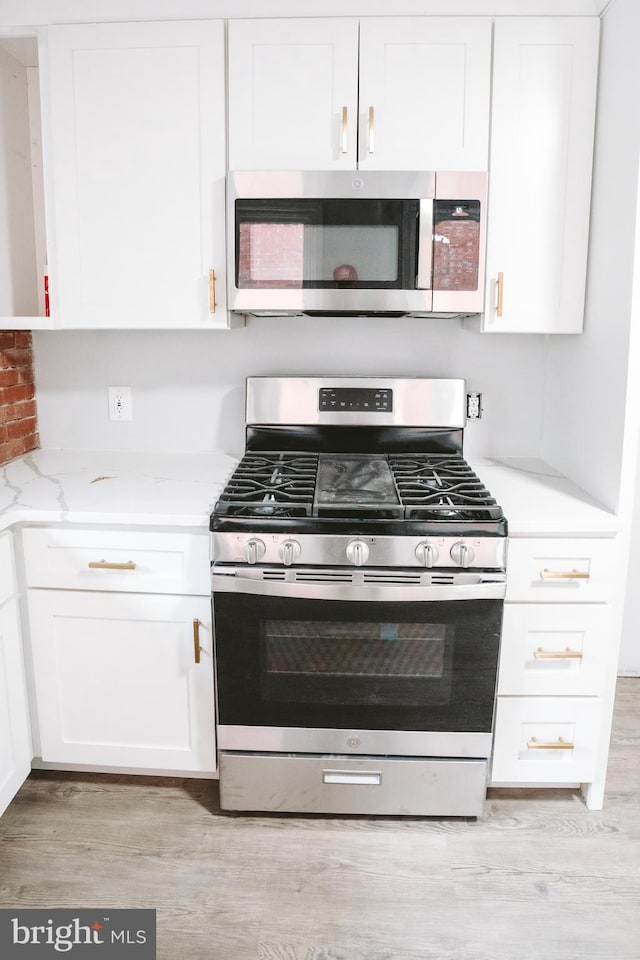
[416,199,434,290]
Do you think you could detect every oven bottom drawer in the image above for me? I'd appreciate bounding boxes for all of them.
[219,751,488,817]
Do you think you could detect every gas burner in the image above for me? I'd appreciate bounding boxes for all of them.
[216,453,318,517]
[389,454,501,520]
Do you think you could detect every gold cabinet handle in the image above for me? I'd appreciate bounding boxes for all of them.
[193,619,201,664]
[534,647,584,660]
[87,560,136,571]
[540,568,590,581]
[527,736,575,751]
[368,106,375,154]
[209,269,216,313]
[341,106,348,154]
[496,272,504,316]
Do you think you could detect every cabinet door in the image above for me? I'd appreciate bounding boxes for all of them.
[358,18,491,171]
[498,604,610,696]
[491,696,601,784]
[506,537,615,604]
[228,18,359,170]
[0,596,32,817]
[482,18,599,333]
[28,591,216,774]
[44,21,229,329]
[0,45,41,323]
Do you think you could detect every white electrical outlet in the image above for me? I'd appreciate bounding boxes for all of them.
[108,386,133,422]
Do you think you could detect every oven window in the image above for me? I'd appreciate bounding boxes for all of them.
[262,620,453,706]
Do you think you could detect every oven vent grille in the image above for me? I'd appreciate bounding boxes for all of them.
[259,570,459,585]
[295,573,354,583]
[363,573,422,585]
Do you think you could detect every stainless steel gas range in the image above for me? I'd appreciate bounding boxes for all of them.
[210,377,507,817]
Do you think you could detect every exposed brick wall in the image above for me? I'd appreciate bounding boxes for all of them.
[0,331,39,466]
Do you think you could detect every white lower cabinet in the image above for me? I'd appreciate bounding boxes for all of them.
[27,590,215,774]
[492,537,616,806]
[0,532,32,816]
[491,696,602,783]
[22,525,216,777]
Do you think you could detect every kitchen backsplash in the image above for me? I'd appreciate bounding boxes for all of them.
[32,322,549,460]
[0,331,39,465]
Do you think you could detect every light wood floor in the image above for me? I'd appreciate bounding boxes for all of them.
[1,679,639,960]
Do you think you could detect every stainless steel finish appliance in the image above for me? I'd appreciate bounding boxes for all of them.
[227,171,488,318]
[211,377,507,817]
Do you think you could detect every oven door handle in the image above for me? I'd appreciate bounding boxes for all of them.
[212,573,506,602]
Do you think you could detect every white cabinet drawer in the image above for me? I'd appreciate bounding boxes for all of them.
[0,531,15,606]
[498,604,611,696]
[491,696,601,784]
[22,527,210,595]
[506,538,616,603]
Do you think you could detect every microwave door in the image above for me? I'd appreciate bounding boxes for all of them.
[416,199,434,291]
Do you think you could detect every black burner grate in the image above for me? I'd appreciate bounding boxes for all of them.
[214,451,503,523]
[216,453,318,517]
[389,454,502,521]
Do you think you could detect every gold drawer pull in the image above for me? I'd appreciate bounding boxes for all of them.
[368,105,375,154]
[193,619,201,664]
[341,105,348,154]
[527,736,575,751]
[540,568,590,580]
[88,560,136,571]
[534,647,584,660]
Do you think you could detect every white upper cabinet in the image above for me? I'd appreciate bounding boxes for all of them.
[357,18,491,171]
[228,19,359,170]
[481,18,599,334]
[44,21,230,329]
[228,17,491,172]
[0,41,49,328]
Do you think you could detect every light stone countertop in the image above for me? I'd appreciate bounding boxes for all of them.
[0,449,619,537]
[0,449,237,532]
[469,457,620,537]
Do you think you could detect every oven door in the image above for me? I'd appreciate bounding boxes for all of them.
[212,569,504,759]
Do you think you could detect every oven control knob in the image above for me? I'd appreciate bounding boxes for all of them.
[279,539,301,566]
[244,538,266,564]
[346,539,370,566]
[415,541,439,567]
[450,542,475,568]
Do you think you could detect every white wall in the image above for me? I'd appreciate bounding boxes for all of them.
[541,0,640,514]
[621,427,640,674]
[539,0,640,674]
[33,321,548,461]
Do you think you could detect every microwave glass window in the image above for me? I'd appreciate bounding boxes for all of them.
[235,199,417,289]
[238,222,304,287]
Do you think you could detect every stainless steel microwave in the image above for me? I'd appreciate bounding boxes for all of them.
[227,170,488,318]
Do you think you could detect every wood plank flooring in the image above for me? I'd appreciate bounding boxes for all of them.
[1,678,639,960]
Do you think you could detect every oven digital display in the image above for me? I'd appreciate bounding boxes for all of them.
[319,387,392,412]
